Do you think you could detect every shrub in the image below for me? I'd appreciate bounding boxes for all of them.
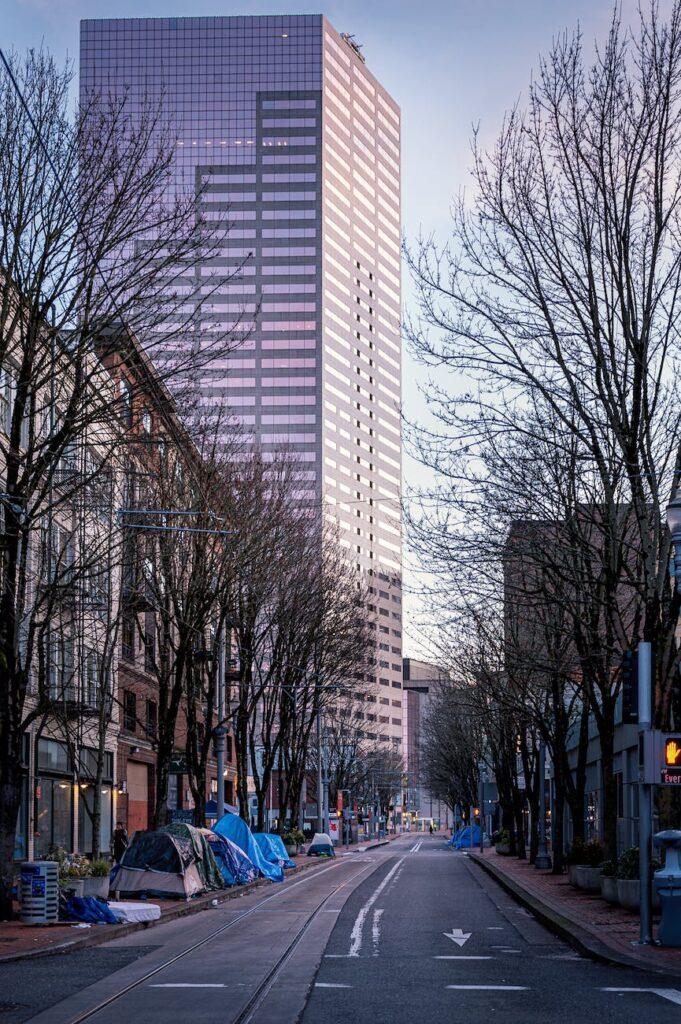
[617,847,661,880]
[283,829,305,847]
[567,838,604,867]
[90,859,110,877]
[600,859,617,878]
[495,829,510,846]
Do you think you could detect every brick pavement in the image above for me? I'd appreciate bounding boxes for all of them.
[470,847,681,974]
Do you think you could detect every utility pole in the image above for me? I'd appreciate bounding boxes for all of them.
[535,742,551,869]
[315,708,323,835]
[215,625,226,821]
[638,641,653,945]
[478,766,485,854]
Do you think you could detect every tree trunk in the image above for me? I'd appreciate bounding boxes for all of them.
[552,785,565,874]
[0,755,22,920]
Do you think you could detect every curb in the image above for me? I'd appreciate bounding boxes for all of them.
[468,852,681,981]
[0,859,322,965]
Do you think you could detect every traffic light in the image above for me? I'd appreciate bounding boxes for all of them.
[621,648,638,724]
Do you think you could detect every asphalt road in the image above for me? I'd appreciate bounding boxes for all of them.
[304,835,681,1023]
[7,834,681,1024]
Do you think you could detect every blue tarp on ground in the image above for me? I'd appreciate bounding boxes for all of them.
[213,813,284,882]
[448,825,481,849]
[253,832,295,869]
[201,828,258,887]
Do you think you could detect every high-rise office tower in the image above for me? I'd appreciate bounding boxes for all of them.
[80,15,403,749]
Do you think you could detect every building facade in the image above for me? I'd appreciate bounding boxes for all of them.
[402,658,451,828]
[80,15,403,750]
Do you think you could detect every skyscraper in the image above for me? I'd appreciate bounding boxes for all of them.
[80,15,403,750]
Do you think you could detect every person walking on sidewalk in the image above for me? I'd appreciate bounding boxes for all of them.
[113,822,129,863]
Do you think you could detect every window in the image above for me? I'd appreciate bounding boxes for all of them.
[144,611,155,673]
[120,378,133,427]
[146,699,157,739]
[121,613,135,662]
[123,690,137,733]
[85,650,99,706]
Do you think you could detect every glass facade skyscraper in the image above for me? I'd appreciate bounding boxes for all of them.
[80,15,403,749]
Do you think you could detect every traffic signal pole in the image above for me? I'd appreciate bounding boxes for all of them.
[638,641,653,945]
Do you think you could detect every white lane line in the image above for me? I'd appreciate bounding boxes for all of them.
[602,988,681,1006]
[347,857,405,957]
[315,983,353,989]
[446,985,528,992]
[435,956,494,960]
[372,908,384,957]
[149,984,226,988]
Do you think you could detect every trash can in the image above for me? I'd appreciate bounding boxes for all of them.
[20,861,59,925]
[653,830,681,946]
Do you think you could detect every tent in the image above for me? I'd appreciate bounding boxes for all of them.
[112,824,224,899]
[200,828,258,887]
[213,813,284,882]
[253,832,295,870]
[307,833,335,857]
[448,825,482,849]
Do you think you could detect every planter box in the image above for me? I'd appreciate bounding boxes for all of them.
[575,865,602,893]
[495,843,510,856]
[568,864,584,886]
[617,878,639,911]
[284,843,298,858]
[600,875,619,905]
[62,876,109,899]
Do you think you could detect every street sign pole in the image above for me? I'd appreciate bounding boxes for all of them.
[638,641,653,945]
[535,742,552,869]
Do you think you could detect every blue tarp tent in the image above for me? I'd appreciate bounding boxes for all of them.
[253,832,295,869]
[200,829,258,887]
[448,825,481,849]
[213,813,284,882]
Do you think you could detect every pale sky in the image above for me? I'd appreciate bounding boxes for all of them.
[1,0,666,658]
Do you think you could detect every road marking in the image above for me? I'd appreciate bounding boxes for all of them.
[149,984,226,988]
[602,988,681,1006]
[443,928,471,947]
[446,985,528,992]
[372,908,384,957]
[315,983,353,989]
[435,955,494,960]
[486,926,504,930]
[410,841,422,853]
[347,857,405,957]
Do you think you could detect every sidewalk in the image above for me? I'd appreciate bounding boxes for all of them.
[469,847,681,978]
[0,856,322,964]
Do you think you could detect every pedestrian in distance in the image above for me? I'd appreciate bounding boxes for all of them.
[113,821,129,863]
[429,823,434,835]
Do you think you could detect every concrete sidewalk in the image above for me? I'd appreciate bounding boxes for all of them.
[469,847,681,978]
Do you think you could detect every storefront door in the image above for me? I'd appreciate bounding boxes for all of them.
[127,761,149,834]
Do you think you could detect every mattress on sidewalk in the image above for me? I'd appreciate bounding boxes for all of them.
[108,901,161,923]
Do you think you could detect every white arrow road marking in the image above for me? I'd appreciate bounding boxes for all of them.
[347,857,405,957]
[443,928,472,947]
[372,908,384,957]
[602,988,681,1006]
[315,983,353,989]
[446,985,527,991]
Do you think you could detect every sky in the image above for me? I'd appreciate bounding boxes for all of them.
[1,0,667,659]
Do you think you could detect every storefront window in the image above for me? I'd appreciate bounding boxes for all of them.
[78,786,112,856]
[35,778,73,858]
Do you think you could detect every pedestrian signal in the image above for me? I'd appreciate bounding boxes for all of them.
[665,737,681,767]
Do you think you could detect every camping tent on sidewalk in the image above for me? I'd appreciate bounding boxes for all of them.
[111,823,224,899]
[213,813,284,882]
[253,832,295,869]
[200,828,258,886]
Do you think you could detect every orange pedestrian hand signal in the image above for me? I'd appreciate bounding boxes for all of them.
[665,738,681,766]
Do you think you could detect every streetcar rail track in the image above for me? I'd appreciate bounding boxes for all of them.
[63,851,389,1024]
